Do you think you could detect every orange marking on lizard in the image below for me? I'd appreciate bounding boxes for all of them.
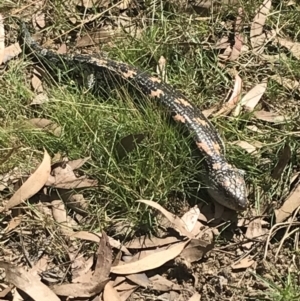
[193,117,208,126]
[149,76,162,83]
[212,163,222,170]
[213,142,221,155]
[150,89,164,98]
[196,142,213,156]
[91,58,109,67]
[173,114,186,123]
[122,69,137,78]
[174,98,193,108]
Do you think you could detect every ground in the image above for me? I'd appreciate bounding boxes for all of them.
[0,0,300,300]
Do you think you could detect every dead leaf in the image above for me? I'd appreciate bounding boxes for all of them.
[242,81,267,111]
[275,182,300,223]
[214,74,242,116]
[32,74,43,93]
[250,0,272,52]
[111,240,189,275]
[253,110,287,123]
[28,118,61,137]
[150,275,182,292]
[137,200,194,238]
[52,232,111,297]
[181,206,200,233]
[124,235,180,249]
[188,292,201,301]
[75,0,102,8]
[104,282,121,301]
[93,232,112,278]
[271,75,300,91]
[70,253,93,282]
[31,93,49,105]
[126,273,150,288]
[0,14,4,50]
[245,218,267,240]
[117,0,131,9]
[0,42,22,65]
[2,150,51,211]
[230,141,260,154]
[46,162,97,189]
[156,56,168,83]
[277,38,300,60]
[4,216,22,233]
[51,200,74,235]
[180,239,213,263]
[0,261,60,301]
[215,36,230,49]
[68,231,131,255]
[68,157,91,170]
[229,33,243,61]
[33,11,46,29]
[57,43,67,54]
[118,286,137,301]
[231,256,255,270]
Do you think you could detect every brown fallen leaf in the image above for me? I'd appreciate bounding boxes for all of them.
[229,33,243,61]
[75,0,102,8]
[57,43,67,54]
[31,93,49,105]
[0,14,4,51]
[46,162,97,189]
[245,218,267,240]
[68,231,131,255]
[2,150,51,211]
[188,292,201,301]
[156,56,168,83]
[31,74,43,93]
[111,240,189,275]
[124,235,179,249]
[118,286,138,301]
[0,261,60,301]
[180,239,213,263]
[68,157,91,170]
[250,0,272,52]
[0,42,22,65]
[242,81,267,112]
[126,273,150,288]
[28,118,62,137]
[277,37,300,60]
[33,11,46,29]
[253,110,288,123]
[4,216,22,233]
[51,200,74,236]
[214,74,242,116]
[181,206,200,233]
[231,256,255,270]
[215,36,230,49]
[150,274,182,292]
[52,231,111,297]
[137,200,194,238]
[271,75,300,92]
[104,282,121,301]
[230,141,260,154]
[275,182,300,223]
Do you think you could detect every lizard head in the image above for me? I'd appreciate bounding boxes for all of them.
[207,165,248,211]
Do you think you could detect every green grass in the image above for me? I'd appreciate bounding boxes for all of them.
[1,0,300,235]
[251,267,300,301]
